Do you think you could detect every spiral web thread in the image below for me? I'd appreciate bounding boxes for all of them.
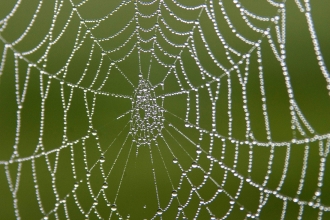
[0,0,329,219]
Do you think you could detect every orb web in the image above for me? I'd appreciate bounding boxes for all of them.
[0,0,329,219]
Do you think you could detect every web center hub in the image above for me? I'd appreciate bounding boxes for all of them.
[130,78,164,146]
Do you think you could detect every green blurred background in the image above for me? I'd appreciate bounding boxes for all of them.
[0,0,330,219]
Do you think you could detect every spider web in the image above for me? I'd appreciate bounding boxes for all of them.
[0,0,330,219]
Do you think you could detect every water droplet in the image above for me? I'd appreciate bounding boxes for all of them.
[102,182,108,189]
[86,171,91,177]
[111,204,117,211]
[91,129,97,136]
[240,206,244,211]
[100,156,105,163]
[74,182,79,187]
[172,190,178,197]
[178,205,183,211]
[196,147,202,154]
[93,200,98,206]
[229,200,235,205]
[173,158,178,164]
[157,208,163,215]
[192,162,198,168]
[315,189,321,196]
